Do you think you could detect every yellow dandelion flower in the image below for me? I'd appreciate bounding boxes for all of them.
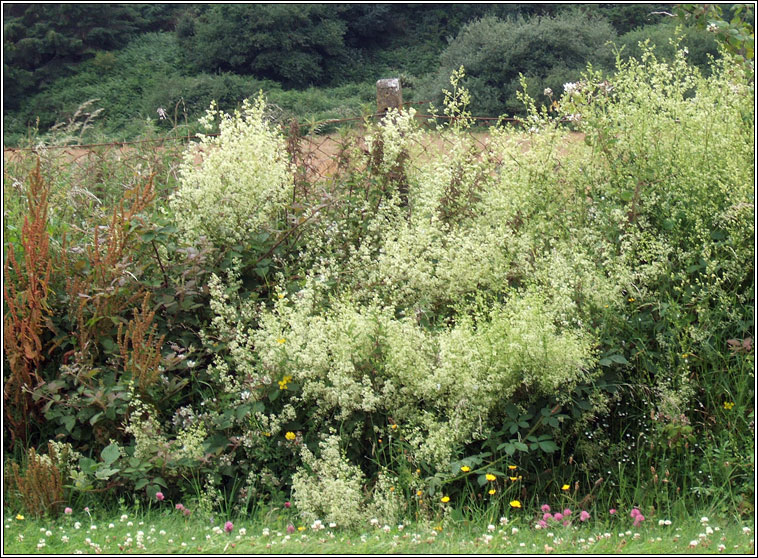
[417,490,423,497]
[561,484,570,491]
[489,489,497,495]
[508,465,517,470]
[510,500,522,508]
[285,431,296,441]
[461,466,471,472]
[297,526,305,531]
[486,473,497,482]
[441,496,450,503]
[390,424,398,430]
[509,476,518,481]
[16,514,24,520]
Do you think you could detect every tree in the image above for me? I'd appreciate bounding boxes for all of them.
[423,11,618,117]
[3,4,142,112]
[177,4,349,88]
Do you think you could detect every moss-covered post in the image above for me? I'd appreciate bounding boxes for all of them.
[376,78,403,115]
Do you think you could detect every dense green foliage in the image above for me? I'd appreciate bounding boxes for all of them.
[4,45,753,529]
[4,3,736,143]
[422,11,618,116]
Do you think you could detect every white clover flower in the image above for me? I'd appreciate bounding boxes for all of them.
[74,522,81,530]
[707,22,718,32]
[487,524,496,532]
[120,514,128,522]
[689,540,699,547]
[544,88,553,97]
[701,517,709,524]
[383,525,391,533]
[329,523,336,529]
[239,527,247,536]
[499,516,509,526]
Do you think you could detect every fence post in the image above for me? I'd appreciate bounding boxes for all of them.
[376,78,403,115]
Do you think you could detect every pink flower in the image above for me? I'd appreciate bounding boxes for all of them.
[284,501,291,509]
[541,504,551,513]
[287,524,296,534]
[537,520,548,529]
[609,508,617,515]
[633,514,645,527]
[84,507,90,513]
[543,512,553,521]
[176,503,185,511]
[554,512,563,521]
[580,510,591,522]
[155,492,164,501]
[630,508,641,518]
[64,507,73,515]
[224,521,234,533]
[563,520,570,526]
[563,508,572,516]
[183,508,192,517]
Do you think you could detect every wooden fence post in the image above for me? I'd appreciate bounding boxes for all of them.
[376,78,403,115]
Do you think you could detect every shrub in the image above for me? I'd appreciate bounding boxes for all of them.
[169,95,293,248]
[422,11,617,116]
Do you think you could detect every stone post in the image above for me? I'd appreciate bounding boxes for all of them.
[376,78,403,115]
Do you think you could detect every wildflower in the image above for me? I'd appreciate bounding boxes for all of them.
[16,514,24,520]
[489,489,496,495]
[609,508,617,515]
[630,508,641,518]
[441,496,450,503]
[461,465,471,472]
[176,503,185,511]
[509,476,518,481]
[700,517,709,524]
[155,492,164,501]
[416,490,423,497]
[224,521,234,534]
[277,338,286,344]
[633,514,645,527]
[278,375,293,390]
[486,473,497,482]
[285,432,296,441]
[742,527,751,534]
[563,509,572,516]
[183,508,191,517]
[724,401,735,410]
[284,501,291,508]
[65,507,73,515]
[487,524,496,532]
[554,513,563,521]
[544,88,553,97]
[537,520,548,529]
[390,424,398,430]
[120,514,128,521]
[543,513,553,521]
[278,293,285,299]
[689,540,699,547]
[580,511,591,522]
[508,465,517,470]
[74,522,82,530]
[509,500,522,508]
[287,524,296,534]
[561,484,570,491]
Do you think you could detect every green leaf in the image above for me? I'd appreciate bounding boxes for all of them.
[152,476,168,488]
[62,415,76,433]
[513,441,529,452]
[134,478,150,490]
[539,441,559,453]
[95,467,119,480]
[610,354,628,364]
[101,443,121,466]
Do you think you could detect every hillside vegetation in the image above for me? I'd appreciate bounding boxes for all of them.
[2,3,732,144]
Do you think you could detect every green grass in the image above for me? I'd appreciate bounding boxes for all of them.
[3,507,754,554]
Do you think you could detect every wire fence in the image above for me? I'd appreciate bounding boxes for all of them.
[3,106,530,184]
